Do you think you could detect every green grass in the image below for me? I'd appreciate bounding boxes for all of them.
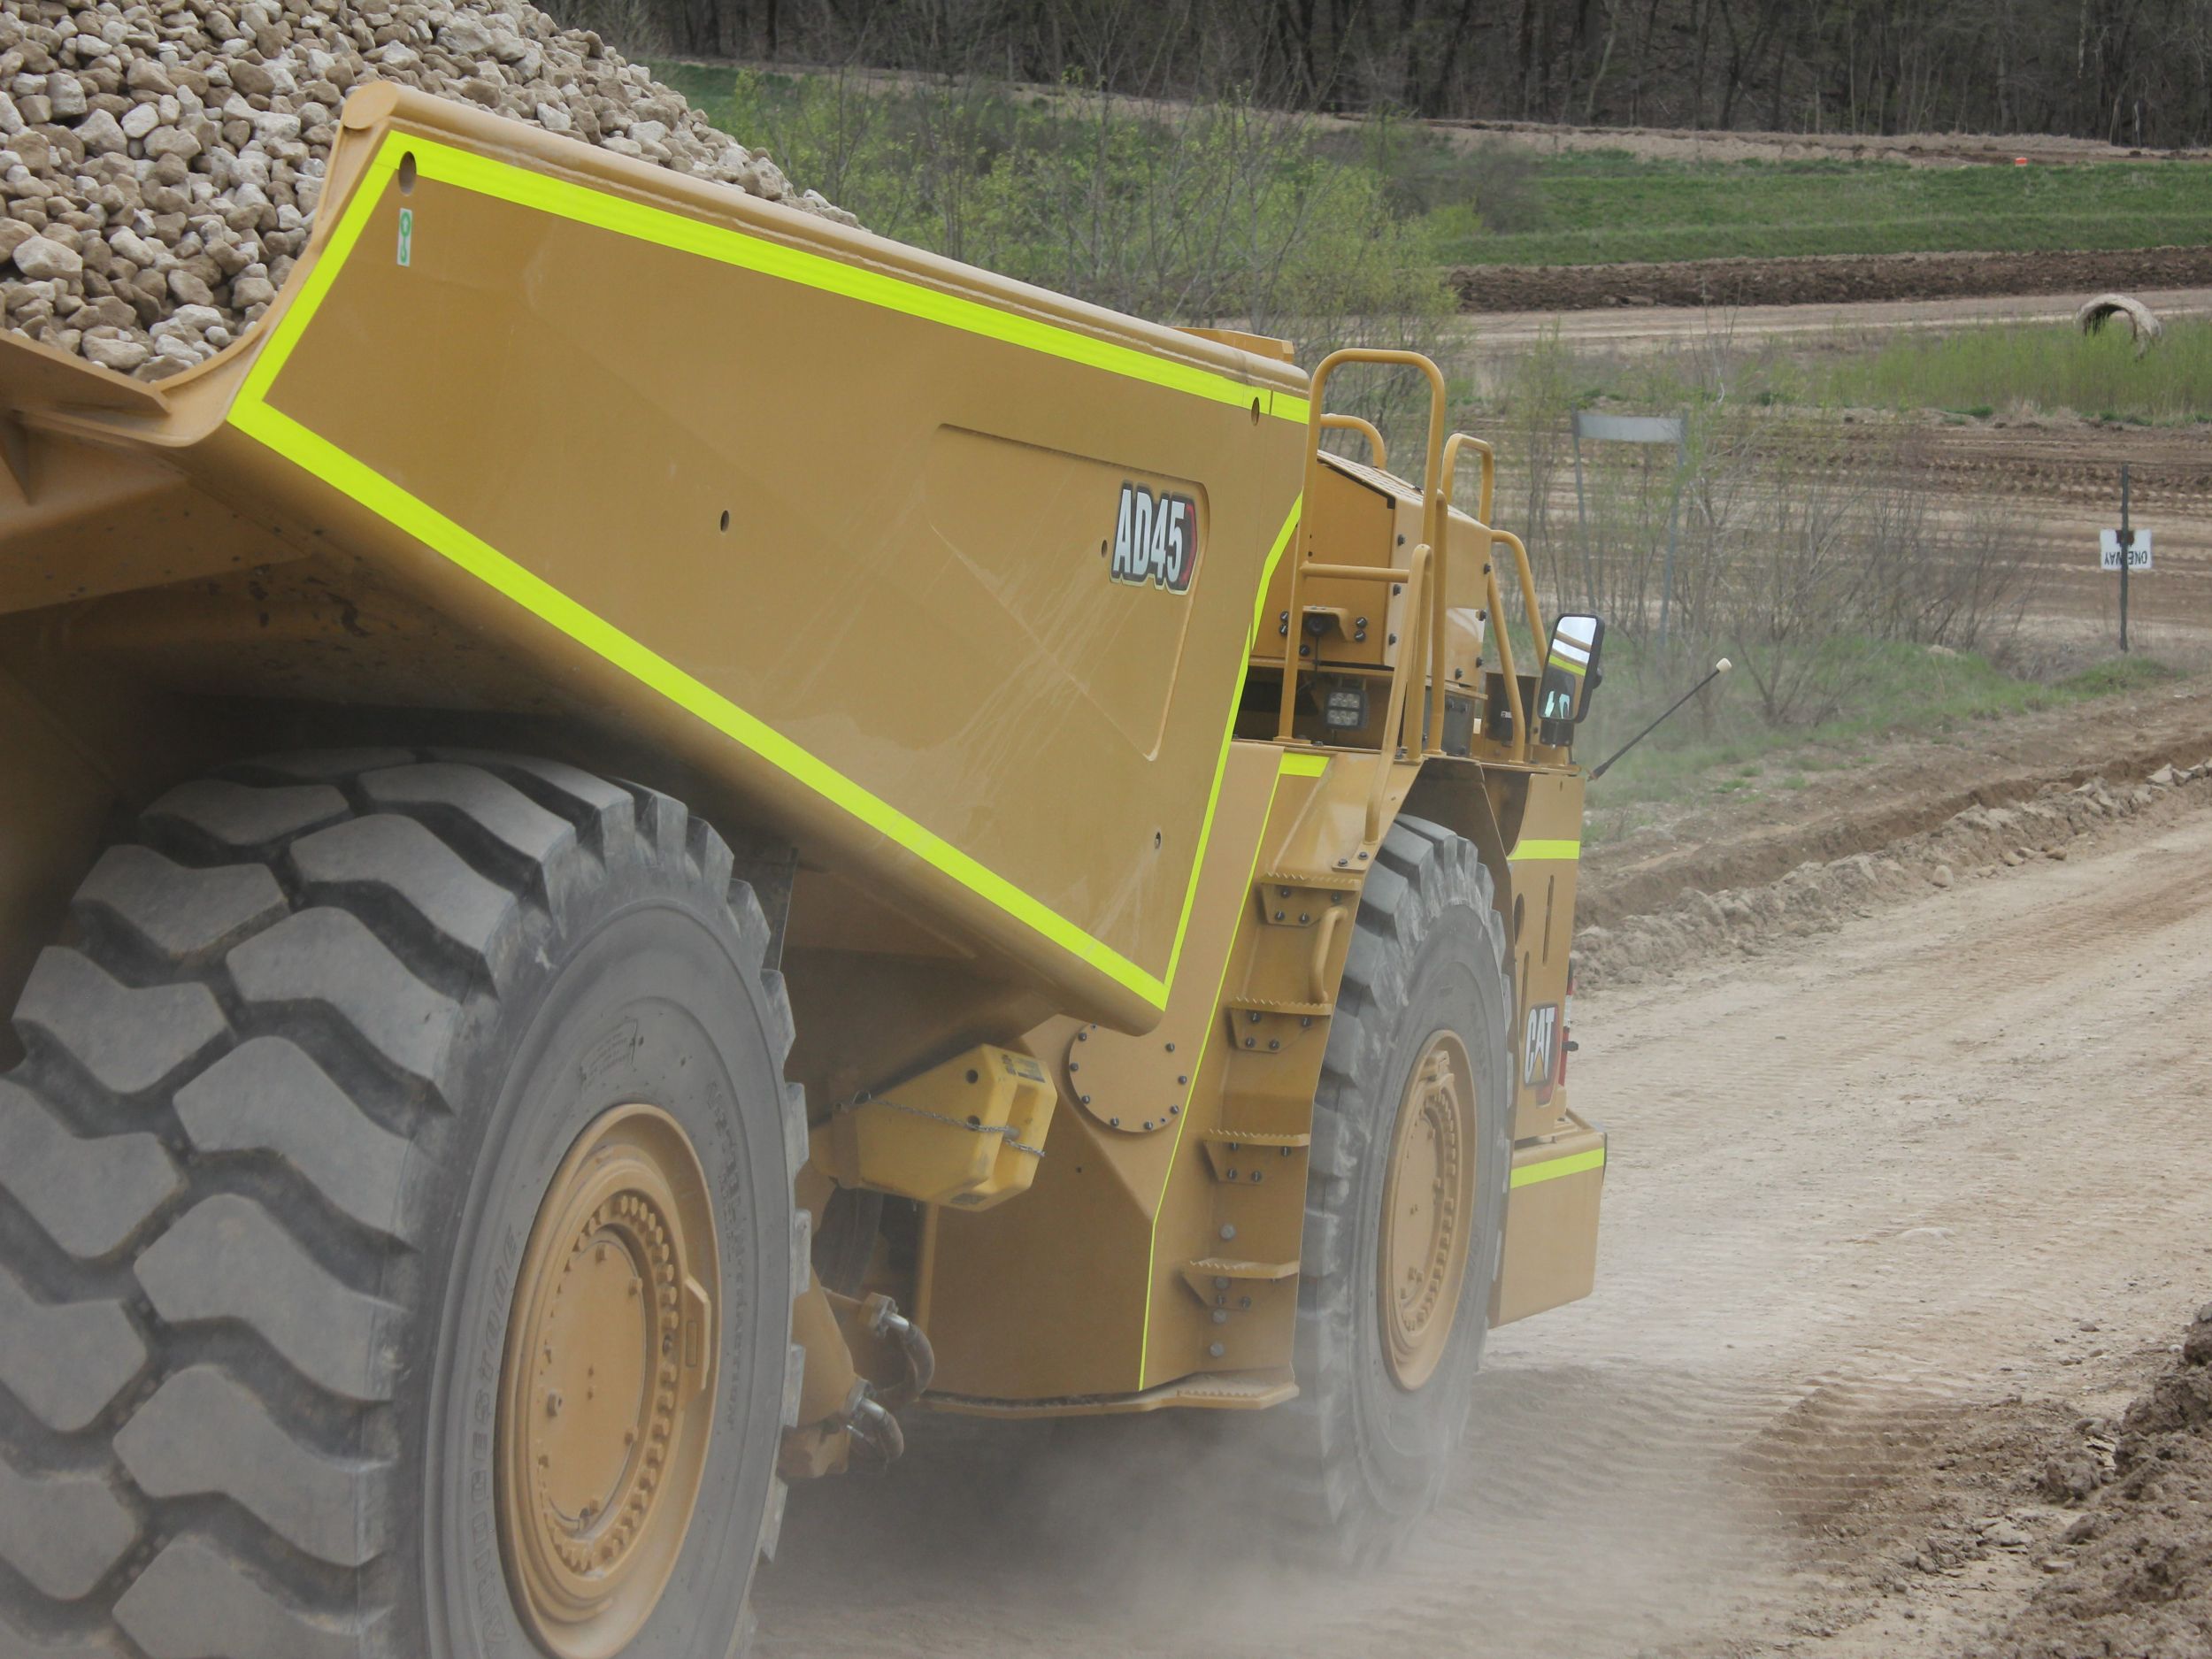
[1818,320,2212,422]
[1464,313,2212,425]
[1579,644,2176,828]
[1425,152,2212,267]
[657,65,2212,274]
[646,62,1449,333]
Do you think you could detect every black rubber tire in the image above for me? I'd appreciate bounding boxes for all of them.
[1277,814,1514,1564]
[0,749,806,1659]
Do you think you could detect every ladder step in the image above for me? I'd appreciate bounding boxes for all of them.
[1201,1132,1309,1184]
[1184,1257,1298,1281]
[1254,883,1351,928]
[1181,1258,1300,1310]
[1228,995,1333,1017]
[1260,867,1364,893]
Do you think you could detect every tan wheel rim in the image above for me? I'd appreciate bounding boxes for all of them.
[498,1105,719,1659]
[1379,1031,1479,1392]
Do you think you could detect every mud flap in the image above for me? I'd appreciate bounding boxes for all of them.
[1490,1117,1607,1326]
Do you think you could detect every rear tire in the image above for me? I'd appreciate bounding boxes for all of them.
[1278,815,1513,1563]
[0,750,804,1658]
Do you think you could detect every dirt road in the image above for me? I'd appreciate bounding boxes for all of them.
[757,781,2212,1656]
[1453,248,2212,313]
[1427,117,2212,169]
[1463,286,2212,351]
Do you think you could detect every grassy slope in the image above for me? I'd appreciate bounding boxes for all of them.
[1427,152,2212,266]
[1818,320,2212,422]
[1473,319,2212,422]
[657,63,2212,270]
[1579,648,2175,835]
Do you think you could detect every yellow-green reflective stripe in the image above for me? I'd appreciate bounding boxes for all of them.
[237,140,403,404]
[1509,839,1582,863]
[1245,498,1301,650]
[232,138,1317,1013]
[1510,1146,1606,1188]
[260,136,1307,421]
[1163,499,1304,992]
[1547,653,1586,679]
[234,396,1174,1003]
[1279,751,1329,778]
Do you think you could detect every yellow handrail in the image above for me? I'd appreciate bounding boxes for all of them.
[1318,412,1387,471]
[1368,541,1434,844]
[1279,349,1448,741]
[1443,432,1496,525]
[1441,432,1547,765]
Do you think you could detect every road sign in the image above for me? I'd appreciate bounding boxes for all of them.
[2100,528,2153,571]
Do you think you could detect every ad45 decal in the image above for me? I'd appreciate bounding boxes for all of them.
[1110,482,1200,594]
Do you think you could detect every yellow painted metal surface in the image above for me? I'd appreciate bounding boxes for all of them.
[1504,767,1588,1142]
[0,82,1610,1422]
[1493,1119,1608,1325]
[921,740,1293,1400]
[812,1045,1055,1210]
[0,86,1310,1047]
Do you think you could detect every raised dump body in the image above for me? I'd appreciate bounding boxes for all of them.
[0,82,1609,1659]
[0,82,1311,1084]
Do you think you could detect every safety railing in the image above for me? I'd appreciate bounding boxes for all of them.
[1285,362,1551,786]
[1279,350,1448,757]
[1317,412,1387,471]
[1364,541,1433,843]
[1439,433,1547,765]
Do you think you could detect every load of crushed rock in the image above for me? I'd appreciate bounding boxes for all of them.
[0,0,852,381]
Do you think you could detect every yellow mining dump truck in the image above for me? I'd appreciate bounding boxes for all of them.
[0,84,1609,1659]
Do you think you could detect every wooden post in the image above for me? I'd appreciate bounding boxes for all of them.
[2120,462,2131,655]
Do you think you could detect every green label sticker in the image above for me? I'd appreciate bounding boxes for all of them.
[396,208,413,267]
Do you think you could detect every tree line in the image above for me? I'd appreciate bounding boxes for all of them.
[565,0,2212,148]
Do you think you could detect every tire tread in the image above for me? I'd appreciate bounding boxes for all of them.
[0,751,800,1656]
[1270,816,1511,1563]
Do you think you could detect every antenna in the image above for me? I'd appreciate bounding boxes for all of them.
[1590,659,1732,780]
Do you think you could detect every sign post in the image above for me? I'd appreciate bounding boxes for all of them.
[2121,461,2131,655]
[2099,464,2152,652]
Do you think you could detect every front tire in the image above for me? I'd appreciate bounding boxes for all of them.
[1280,815,1513,1563]
[0,750,803,1659]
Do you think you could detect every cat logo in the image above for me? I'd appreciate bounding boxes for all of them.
[1523,1002,1559,1102]
[1110,482,1200,594]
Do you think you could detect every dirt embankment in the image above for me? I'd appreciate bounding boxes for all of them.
[1577,756,2212,988]
[1452,245,2212,312]
[1429,118,2211,169]
[1970,1306,2212,1659]
[1578,676,2212,937]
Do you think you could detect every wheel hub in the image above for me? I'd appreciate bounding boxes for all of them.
[1379,1032,1478,1391]
[499,1106,718,1659]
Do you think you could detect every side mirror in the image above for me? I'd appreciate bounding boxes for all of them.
[1537,613,1604,745]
